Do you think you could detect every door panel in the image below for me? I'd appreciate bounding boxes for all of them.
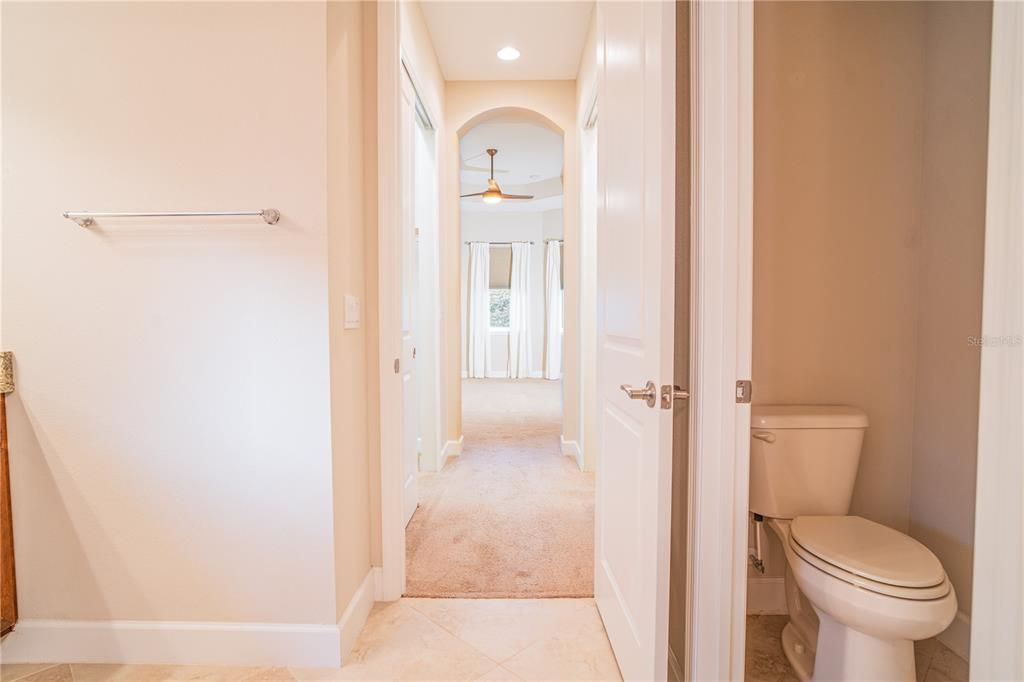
[594,2,677,680]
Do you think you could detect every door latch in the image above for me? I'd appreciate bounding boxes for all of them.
[661,385,690,409]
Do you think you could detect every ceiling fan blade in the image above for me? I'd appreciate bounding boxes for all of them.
[460,191,485,198]
[500,193,535,200]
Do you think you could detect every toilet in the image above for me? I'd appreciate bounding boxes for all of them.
[750,405,957,682]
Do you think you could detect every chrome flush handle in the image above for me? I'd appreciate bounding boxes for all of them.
[620,380,658,408]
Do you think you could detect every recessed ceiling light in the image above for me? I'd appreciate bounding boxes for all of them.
[497,46,521,61]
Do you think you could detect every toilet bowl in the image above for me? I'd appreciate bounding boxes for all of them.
[750,405,957,681]
[768,516,957,681]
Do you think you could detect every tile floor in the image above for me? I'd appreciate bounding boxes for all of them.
[1,599,622,682]
[2,608,972,682]
[744,615,969,682]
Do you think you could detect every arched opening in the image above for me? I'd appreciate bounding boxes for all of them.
[457,106,565,138]
[404,106,593,600]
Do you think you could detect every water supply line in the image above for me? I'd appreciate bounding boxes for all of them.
[749,513,766,574]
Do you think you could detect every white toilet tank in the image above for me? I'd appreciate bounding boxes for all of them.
[749,405,869,519]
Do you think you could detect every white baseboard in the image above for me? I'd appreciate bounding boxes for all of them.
[668,646,683,682]
[440,436,463,470]
[560,436,583,470]
[746,576,787,615]
[1,569,385,668]
[937,610,971,661]
[338,568,376,664]
[372,566,385,602]
[0,619,341,668]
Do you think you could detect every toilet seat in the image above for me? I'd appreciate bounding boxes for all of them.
[789,516,950,600]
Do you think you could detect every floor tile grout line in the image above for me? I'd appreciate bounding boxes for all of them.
[2,663,62,682]
[399,600,513,669]
[400,599,543,669]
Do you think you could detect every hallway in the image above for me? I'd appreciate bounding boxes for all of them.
[405,380,594,598]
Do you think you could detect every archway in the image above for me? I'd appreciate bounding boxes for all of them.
[404,104,593,599]
[437,93,583,478]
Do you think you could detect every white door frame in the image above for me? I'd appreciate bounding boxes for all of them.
[685,1,753,680]
[374,3,756,676]
[969,3,1023,678]
[376,0,447,602]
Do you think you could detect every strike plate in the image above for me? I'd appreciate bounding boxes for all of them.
[736,380,752,404]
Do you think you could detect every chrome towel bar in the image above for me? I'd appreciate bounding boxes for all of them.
[62,209,281,227]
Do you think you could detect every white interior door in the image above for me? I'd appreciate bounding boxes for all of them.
[593,2,677,680]
[400,72,419,528]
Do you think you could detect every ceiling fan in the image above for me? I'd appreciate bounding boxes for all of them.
[460,149,534,205]
[461,150,509,175]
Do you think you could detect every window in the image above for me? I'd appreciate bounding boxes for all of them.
[490,289,510,329]
[488,244,512,330]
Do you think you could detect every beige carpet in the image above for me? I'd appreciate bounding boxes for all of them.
[405,379,595,598]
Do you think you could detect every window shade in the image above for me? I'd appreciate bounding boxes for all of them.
[489,245,512,289]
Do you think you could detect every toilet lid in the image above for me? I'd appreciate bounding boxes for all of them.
[790,516,946,589]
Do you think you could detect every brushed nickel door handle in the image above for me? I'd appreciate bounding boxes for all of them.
[620,380,658,408]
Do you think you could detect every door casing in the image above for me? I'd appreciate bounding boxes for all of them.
[373,4,755,681]
[685,2,753,679]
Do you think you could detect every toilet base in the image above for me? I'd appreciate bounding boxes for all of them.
[810,609,916,682]
[781,622,814,681]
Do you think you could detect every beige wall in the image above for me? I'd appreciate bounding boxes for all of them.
[752,1,990,648]
[327,1,374,619]
[910,0,991,632]
[576,11,599,472]
[754,1,927,534]
[2,2,343,623]
[401,1,445,127]
[361,2,383,571]
[443,81,580,450]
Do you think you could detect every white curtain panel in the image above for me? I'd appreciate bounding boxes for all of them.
[466,242,491,379]
[508,242,532,379]
[544,241,563,380]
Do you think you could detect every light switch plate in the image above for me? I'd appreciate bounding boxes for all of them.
[344,294,361,329]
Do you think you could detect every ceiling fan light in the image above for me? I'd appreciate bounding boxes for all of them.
[497,46,521,61]
[482,191,503,205]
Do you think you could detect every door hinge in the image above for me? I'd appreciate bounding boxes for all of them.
[736,380,752,404]
[394,358,400,374]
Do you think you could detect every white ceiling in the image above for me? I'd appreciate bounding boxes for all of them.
[421,1,595,81]
[460,116,563,214]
